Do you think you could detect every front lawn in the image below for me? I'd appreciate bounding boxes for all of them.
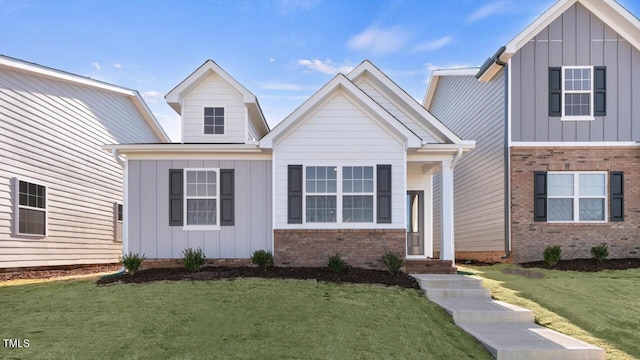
[0,278,491,359]
[465,265,640,360]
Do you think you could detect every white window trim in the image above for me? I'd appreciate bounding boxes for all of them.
[13,176,48,237]
[115,202,123,242]
[560,66,595,121]
[302,164,377,226]
[182,168,221,231]
[203,105,226,136]
[547,171,607,224]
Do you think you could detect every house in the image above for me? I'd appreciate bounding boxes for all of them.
[424,0,640,263]
[104,60,475,270]
[0,55,170,269]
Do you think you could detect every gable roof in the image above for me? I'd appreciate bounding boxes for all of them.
[477,0,640,81]
[0,54,170,142]
[346,60,466,145]
[165,60,269,136]
[259,73,422,149]
[422,68,480,110]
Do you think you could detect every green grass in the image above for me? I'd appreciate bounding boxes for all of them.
[464,265,640,360]
[0,278,492,359]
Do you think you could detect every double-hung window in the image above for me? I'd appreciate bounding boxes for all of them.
[184,169,219,228]
[115,203,123,241]
[562,66,593,119]
[305,166,337,223]
[548,172,606,222]
[15,178,47,236]
[204,107,224,134]
[342,166,374,222]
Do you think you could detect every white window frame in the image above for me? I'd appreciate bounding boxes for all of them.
[561,66,595,121]
[302,164,377,226]
[342,166,375,223]
[203,106,226,136]
[183,168,221,231]
[547,171,607,224]
[13,177,48,237]
[115,202,123,242]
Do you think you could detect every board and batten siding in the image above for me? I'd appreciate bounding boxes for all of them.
[511,2,640,142]
[182,73,246,143]
[127,159,272,259]
[0,67,161,268]
[274,91,406,228]
[429,72,506,253]
[354,78,439,143]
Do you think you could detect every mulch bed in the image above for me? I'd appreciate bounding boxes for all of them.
[96,266,421,289]
[519,258,640,272]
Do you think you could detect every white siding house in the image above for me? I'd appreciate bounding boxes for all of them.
[0,55,169,268]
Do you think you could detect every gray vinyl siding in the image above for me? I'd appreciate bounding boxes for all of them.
[0,67,161,268]
[429,72,505,253]
[128,159,272,259]
[511,2,640,142]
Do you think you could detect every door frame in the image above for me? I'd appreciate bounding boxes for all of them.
[406,187,432,259]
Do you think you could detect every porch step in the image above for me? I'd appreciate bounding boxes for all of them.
[405,260,456,274]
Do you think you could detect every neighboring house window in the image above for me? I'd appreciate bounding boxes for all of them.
[547,172,606,222]
[115,202,123,242]
[305,166,337,223]
[549,66,606,119]
[204,107,224,134]
[184,169,219,227]
[342,166,374,223]
[15,178,46,236]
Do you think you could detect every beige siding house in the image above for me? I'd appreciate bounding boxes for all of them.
[0,55,169,268]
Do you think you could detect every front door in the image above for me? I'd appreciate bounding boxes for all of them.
[406,191,424,256]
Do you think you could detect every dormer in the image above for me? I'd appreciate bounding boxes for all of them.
[165,60,269,144]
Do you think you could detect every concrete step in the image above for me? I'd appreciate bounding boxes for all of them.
[424,287,492,300]
[413,274,484,289]
[459,323,606,360]
[430,298,536,324]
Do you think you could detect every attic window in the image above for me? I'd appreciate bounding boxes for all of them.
[204,107,224,135]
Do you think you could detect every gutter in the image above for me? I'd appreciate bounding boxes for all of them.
[476,46,506,79]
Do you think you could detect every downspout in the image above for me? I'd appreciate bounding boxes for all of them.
[111,149,125,169]
[501,60,511,260]
[451,147,463,169]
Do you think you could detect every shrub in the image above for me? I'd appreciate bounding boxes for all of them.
[182,248,206,272]
[119,252,146,275]
[591,243,609,262]
[543,245,562,267]
[381,251,404,275]
[327,253,347,273]
[251,250,274,270]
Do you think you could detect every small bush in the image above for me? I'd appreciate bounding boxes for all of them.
[381,251,404,275]
[182,248,206,272]
[591,243,609,262]
[119,252,146,275]
[251,250,274,270]
[543,245,562,267]
[327,253,347,273]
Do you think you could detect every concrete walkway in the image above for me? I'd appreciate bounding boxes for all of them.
[411,274,605,360]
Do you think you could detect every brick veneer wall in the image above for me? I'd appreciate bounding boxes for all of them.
[510,147,640,263]
[274,229,406,269]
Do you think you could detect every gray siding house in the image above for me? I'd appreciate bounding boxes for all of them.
[0,55,170,269]
[106,60,475,270]
[425,0,640,263]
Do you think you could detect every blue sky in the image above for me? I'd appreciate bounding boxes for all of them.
[2,0,639,141]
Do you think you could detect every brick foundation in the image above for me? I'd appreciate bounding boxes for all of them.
[510,147,640,263]
[141,258,253,270]
[454,251,512,263]
[274,229,406,270]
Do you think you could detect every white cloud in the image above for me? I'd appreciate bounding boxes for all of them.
[278,0,321,15]
[297,59,353,75]
[269,57,276,62]
[113,63,122,69]
[92,62,102,71]
[141,90,163,105]
[467,0,510,23]
[347,26,410,56]
[153,111,181,142]
[412,35,453,52]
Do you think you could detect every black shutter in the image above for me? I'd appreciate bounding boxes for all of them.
[549,67,562,117]
[377,165,392,224]
[288,165,303,224]
[169,169,183,226]
[534,171,547,222]
[610,171,624,222]
[220,169,234,226]
[594,66,606,116]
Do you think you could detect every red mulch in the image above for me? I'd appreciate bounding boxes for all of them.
[96,266,421,289]
[519,258,640,272]
[0,264,121,282]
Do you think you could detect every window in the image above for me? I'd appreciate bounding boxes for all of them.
[15,178,46,236]
[305,166,337,223]
[184,169,219,227]
[115,203,123,242]
[563,67,593,119]
[342,166,374,222]
[548,172,606,222]
[204,107,224,134]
